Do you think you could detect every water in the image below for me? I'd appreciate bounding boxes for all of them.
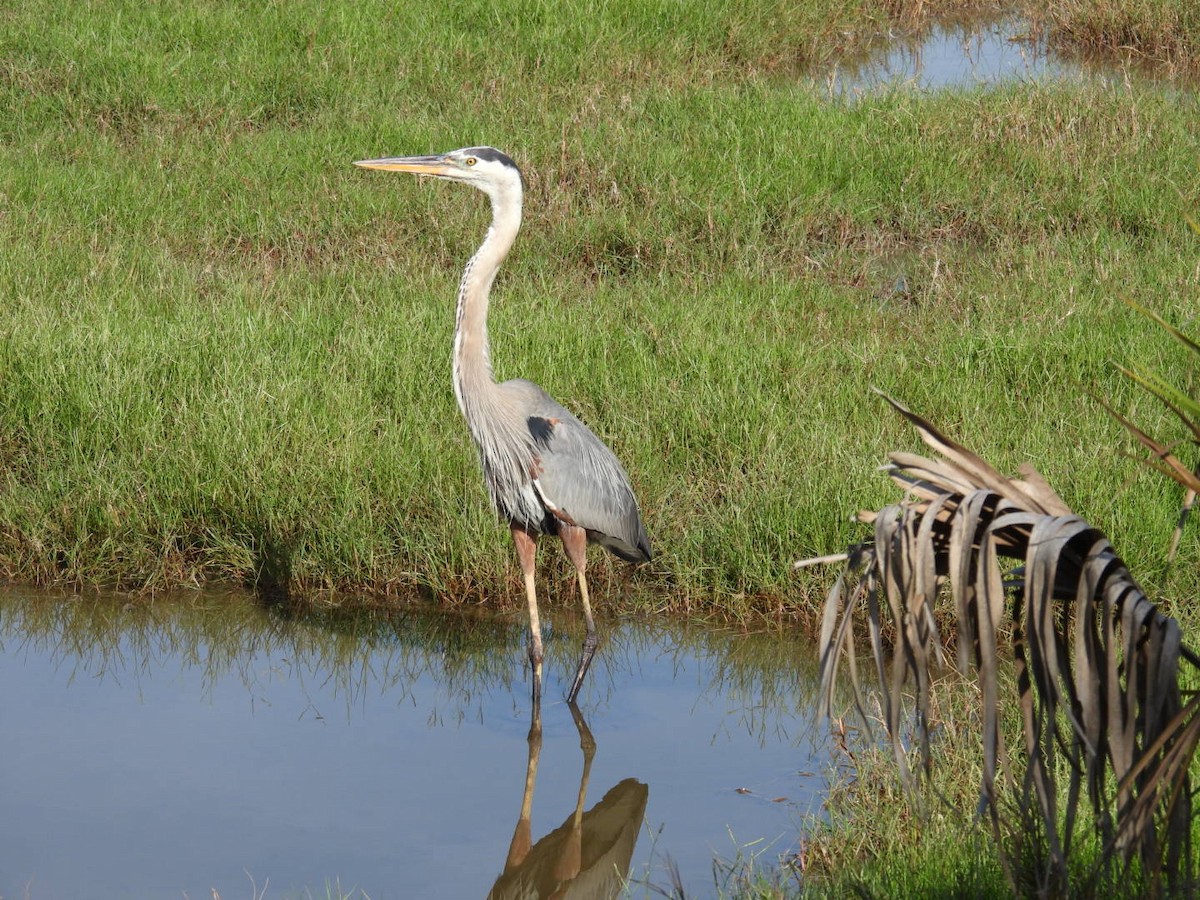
[824,17,1125,96]
[0,589,828,899]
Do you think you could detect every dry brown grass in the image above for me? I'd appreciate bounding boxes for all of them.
[1036,0,1200,77]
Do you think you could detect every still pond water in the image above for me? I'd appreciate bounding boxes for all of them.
[0,588,829,899]
[826,16,1143,96]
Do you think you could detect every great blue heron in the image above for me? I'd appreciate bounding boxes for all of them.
[354,146,652,705]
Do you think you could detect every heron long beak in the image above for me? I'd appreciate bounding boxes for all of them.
[353,155,454,176]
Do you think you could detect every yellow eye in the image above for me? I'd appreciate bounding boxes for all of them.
[465,157,477,166]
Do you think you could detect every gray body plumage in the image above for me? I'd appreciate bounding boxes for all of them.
[480,377,651,563]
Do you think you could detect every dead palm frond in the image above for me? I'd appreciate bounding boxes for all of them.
[818,393,1199,898]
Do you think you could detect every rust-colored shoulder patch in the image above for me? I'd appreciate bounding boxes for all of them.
[549,506,579,527]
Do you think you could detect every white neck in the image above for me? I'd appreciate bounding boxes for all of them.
[452,179,522,418]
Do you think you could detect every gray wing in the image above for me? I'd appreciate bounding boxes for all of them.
[505,379,652,563]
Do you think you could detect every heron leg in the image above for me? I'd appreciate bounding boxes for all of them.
[556,702,596,882]
[511,523,543,707]
[560,524,597,703]
[502,701,542,873]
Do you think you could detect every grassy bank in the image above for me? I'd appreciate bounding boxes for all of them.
[0,0,1198,625]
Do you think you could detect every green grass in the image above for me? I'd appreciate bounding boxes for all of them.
[0,0,1198,625]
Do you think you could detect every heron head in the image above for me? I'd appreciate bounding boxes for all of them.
[354,146,523,200]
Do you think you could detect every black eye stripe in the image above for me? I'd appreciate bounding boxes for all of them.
[464,147,518,170]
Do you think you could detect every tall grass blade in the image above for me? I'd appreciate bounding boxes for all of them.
[1114,300,1200,561]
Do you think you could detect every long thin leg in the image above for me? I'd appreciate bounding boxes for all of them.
[501,701,542,874]
[560,524,597,703]
[511,523,543,707]
[555,701,596,882]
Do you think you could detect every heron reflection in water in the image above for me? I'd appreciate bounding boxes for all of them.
[355,147,652,706]
[489,703,648,899]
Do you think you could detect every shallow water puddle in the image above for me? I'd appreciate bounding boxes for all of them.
[0,588,828,898]
[823,17,1114,96]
